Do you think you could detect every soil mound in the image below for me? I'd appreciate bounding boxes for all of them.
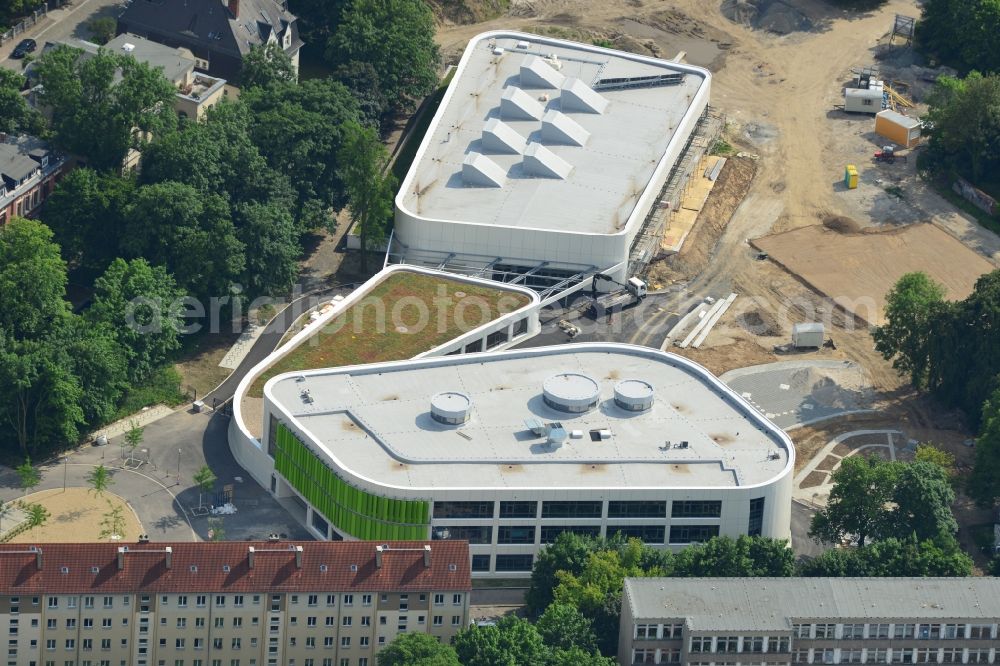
[736,309,782,336]
[720,0,813,35]
[822,214,863,233]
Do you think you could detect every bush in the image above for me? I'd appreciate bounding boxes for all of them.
[88,17,117,45]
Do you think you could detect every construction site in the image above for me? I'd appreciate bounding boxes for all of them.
[428,0,999,564]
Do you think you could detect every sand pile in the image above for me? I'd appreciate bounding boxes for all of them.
[721,0,813,35]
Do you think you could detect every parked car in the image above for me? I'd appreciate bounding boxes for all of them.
[10,38,37,59]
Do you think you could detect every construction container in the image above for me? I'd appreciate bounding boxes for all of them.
[875,109,921,148]
[844,165,859,189]
[792,322,825,349]
[844,83,883,114]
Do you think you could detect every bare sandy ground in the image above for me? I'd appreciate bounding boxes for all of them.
[753,223,995,325]
[9,488,144,543]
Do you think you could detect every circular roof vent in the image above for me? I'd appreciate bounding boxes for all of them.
[543,372,600,413]
[430,391,473,425]
[614,379,654,412]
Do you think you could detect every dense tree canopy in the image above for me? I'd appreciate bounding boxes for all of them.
[243,79,362,226]
[240,42,297,90]
[0,218,69,341]
[0,69,43,135]
[799,535,973,577]
[876,270,1000,430]
[33,45,177,170]
[338,120,396,272]
[376,632,460,666]
[41,168,136,271]
[87,258,185,384]
[970,388,1000,503]
[922,73,1000,183]
[325,0,440,111]
[917,0,1000,74]
[873,272,946,390]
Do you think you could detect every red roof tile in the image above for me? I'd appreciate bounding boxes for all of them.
[0,541,470,595]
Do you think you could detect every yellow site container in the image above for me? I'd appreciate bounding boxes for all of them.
[875,109,921,148]
[844,165,859,189]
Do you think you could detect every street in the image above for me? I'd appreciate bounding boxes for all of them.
[2,0,122,68]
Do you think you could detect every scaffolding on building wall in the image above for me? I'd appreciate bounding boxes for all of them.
[627,106,725,277]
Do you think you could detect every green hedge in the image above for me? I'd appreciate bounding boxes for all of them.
[273,423,429,540]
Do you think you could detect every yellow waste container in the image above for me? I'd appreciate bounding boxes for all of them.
[844,165,859,189]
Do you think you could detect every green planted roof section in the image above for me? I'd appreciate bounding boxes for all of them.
[273,423,430,540]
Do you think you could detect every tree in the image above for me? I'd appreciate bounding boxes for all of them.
[233,202,299,297]
[922,72,1000,182]
[527,531,603,616]
[916,0,1000,74]
[377,632,460,666]
[338,121,396,273]
[98,500,126,540]
[86,464,112,496]
[41,168,136,271]
[915,443,956,474]
[124,422,143,464]
[33,44,177,170]
[24,502,49,530]
[0,218,70,341]
[240,42,296,90]
[873,272,946,390]
[536,602,599,654]
[121,183,245,300]
[15,457,40,497]
[798,534,972,577]
[194,465,217,510]
[672,535,795,577]
[326,0,440,110]
[970,388,1000,503]
[809,455,898,546]
[546,648,617,666]
[0,68,44,135]
[0,335,86,456]
[59,318,129,426]
[333,61,389,127]
[887,460,958,541]
[87,16,117,45]
[243,78,362,227]
[453,615,549,666]
[87,258,185,383]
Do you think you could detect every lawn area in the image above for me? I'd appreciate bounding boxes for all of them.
[247,271,530,397]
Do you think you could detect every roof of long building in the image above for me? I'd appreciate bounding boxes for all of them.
[0,541,470,594]
[624,578,1000,631]
[266,344,792,491]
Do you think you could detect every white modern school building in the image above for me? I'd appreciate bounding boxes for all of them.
[258,344,793,577]
[390,31,712,293]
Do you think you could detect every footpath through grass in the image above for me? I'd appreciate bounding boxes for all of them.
[248,271,530,397]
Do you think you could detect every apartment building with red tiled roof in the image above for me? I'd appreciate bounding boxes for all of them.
[0,540,470,666]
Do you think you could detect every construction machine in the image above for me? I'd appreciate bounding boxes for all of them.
[874,145,907,164]
[588,273,647,317]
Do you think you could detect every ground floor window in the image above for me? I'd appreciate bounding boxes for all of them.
[471,555,491,572]
[494,554,533,572]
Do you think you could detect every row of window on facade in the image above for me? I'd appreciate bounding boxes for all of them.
[443,318,530,356]
[435,523,721,545]
[27,592,462,612]
[432,499,729,519]
[791,624,995,641]
[31,658,374,666]
[632,648,997,665]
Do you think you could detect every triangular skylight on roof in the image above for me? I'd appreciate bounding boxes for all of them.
[499,87,544,121]
[481,119,527,155]
[541,110,590,147]
[462,152,507,188]
[523,142,572,180]
[560,78,609,114]
[519,56,566,89]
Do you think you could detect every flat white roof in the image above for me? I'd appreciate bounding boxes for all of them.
[266,344,791,492]
[398,31,710,236]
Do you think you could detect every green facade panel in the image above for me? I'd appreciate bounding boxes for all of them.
[273,422,430,541]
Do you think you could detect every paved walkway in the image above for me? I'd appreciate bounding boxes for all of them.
[792,429,901,507]
[722,359,875,430]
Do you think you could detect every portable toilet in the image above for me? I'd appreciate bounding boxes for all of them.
[844,165,859,189]
[875,109,921,148]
